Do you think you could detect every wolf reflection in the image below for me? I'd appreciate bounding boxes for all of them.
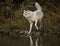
[29,35,43,46]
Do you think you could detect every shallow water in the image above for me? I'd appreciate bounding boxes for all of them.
[0,33,60,46]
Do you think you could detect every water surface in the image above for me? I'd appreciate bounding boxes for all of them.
[0,32,60,46]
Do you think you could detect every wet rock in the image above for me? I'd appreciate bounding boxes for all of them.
[19,31,28,34]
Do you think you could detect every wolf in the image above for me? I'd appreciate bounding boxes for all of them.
[23,2,43,34]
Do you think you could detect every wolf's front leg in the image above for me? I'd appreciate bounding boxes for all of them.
[35,20,38,30]
[28,22,33,34]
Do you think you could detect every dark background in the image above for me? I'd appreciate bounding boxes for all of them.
[0,0,60,32]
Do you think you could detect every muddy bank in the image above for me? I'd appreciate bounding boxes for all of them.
[0,30,60,37]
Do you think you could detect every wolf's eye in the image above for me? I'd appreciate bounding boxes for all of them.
[25,12,28,15]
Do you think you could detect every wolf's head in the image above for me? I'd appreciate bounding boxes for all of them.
[23,10,31,18]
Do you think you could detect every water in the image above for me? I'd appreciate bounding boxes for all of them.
[0,33,60,46]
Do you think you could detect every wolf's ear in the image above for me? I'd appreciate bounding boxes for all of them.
[27,10,29,11]
[24,10,26,12]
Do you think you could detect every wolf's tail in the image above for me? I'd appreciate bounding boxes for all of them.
[35,2,42,10]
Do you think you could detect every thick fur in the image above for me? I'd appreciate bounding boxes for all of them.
[23,2,43,34]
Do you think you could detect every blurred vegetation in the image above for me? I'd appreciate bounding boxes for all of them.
[0,0,60,31]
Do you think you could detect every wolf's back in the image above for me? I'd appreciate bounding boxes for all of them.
[35,2,42,10]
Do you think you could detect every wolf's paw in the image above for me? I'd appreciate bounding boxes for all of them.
[27,32,31,35]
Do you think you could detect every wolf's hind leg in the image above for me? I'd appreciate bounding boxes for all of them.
[35,20,39,30]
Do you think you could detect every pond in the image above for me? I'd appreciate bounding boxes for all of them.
[0,31,60,46]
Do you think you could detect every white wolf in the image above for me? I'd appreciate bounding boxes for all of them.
[23,2,43,34]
